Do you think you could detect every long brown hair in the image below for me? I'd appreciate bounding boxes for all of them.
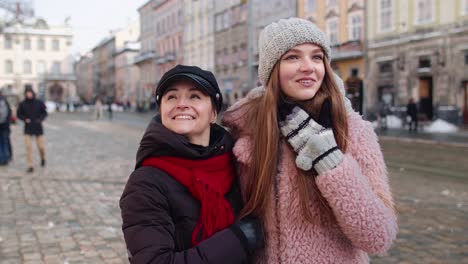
[236,56,350,221]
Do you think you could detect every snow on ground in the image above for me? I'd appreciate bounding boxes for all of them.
[372,115,459,133]
[424,119,458,133]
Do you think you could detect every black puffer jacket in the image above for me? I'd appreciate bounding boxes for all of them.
[120,116,248,264]
[16,93,47,135]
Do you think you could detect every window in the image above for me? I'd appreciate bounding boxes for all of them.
[307,0,316,12]
[52,39,60,51]
[52,61,61,74]
[24,38,31,50]
[216,14,223,32]
[416,0,433,24]
[223,10,231,30]
[5,60,13,73]
[379,62,392,73]
[4,36,12,49]
[465,52,468,65]
[327,18,338,44]
[327,0,337,6]
[379,0,392,32]
[38,38,45,50]
[464,0,468,15]
[23,60,32,74]
[349,14,362,40]
[418,56,431,68]
[37,61,46,74]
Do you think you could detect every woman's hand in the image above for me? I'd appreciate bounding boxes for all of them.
[278,102,343,174]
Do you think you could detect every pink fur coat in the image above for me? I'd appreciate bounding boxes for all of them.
[222,88,398,264]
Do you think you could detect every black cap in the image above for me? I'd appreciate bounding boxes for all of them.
[155,65,223,112]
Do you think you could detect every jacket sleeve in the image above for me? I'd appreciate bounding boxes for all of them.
[315,117,397,255]
[39,101,47,121]
[16,102,25,121]
[120,168,248,264]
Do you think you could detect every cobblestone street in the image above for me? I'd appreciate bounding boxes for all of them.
[1,112,467,263]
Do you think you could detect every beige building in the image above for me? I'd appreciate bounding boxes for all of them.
[298,0,366,113]
[75,52,94,103]
[367,0,468,124]
[183,0,216,73]
[135,0,158,109]
[154,0,184,81]
[113,21,140,106]
[214,0,249,106]
[92,36,115,102]
[114,42,140,108]
[0,18,76,103]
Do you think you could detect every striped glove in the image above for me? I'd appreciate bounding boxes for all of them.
[279,104,343,174]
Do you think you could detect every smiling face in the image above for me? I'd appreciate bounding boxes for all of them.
[160,80,217,146]
[279,43,325,102]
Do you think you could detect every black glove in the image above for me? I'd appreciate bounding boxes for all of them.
[230,215,264,255]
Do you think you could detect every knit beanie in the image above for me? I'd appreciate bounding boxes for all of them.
[258,17,331,85]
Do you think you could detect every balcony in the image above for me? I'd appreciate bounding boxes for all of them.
[134,51,157,64]
[330,40,364,61]
[155,52,176,65]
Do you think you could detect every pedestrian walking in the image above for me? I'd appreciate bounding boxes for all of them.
[0,89,12,165]
[378,102,390,130]
[107,99,113,120]
[406,98,418,132]
[222,18,397,264]
[120,65,264,263]
[94,97,103,120]
[16,87,47,173]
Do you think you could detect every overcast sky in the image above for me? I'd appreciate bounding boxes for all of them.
[34,0,147,54]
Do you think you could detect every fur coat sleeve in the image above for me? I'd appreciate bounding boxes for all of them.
[315,111,398,254]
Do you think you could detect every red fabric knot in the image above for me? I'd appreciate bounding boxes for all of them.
[141,152,235,245]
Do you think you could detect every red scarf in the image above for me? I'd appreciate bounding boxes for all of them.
[141,153,235,245]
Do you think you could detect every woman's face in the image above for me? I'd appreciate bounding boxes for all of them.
[160,81,217,146]
[279,43,325,102]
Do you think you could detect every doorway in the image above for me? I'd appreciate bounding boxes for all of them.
[418,77,433,120]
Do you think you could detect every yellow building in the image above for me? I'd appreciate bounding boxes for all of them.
[367,0,468,124]
[298,0,366,113]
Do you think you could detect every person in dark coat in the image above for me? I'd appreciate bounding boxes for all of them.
[406,98,418,132]
[16,87,47,172]
[120,65,264,264]
[0,89,12,165]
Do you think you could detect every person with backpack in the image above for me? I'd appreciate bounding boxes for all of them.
[0,89,12,165]
[16,87,47,173]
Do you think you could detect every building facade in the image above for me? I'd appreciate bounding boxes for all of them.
[92,36,116,103]
[154,0,184,81]
[298,0,366,114]
[0,18,76,103]
[367,0,468,124]
[183,0,216,73]
[114,42,140,108]
[75,52,94,103]
[248,0,297,88]
[214,0,249,106]
[135,0,158,110]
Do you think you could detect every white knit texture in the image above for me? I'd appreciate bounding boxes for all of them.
[258,17,331,85]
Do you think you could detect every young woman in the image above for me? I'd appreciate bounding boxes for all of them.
[120,65,263,263]
[222,18,398,264]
